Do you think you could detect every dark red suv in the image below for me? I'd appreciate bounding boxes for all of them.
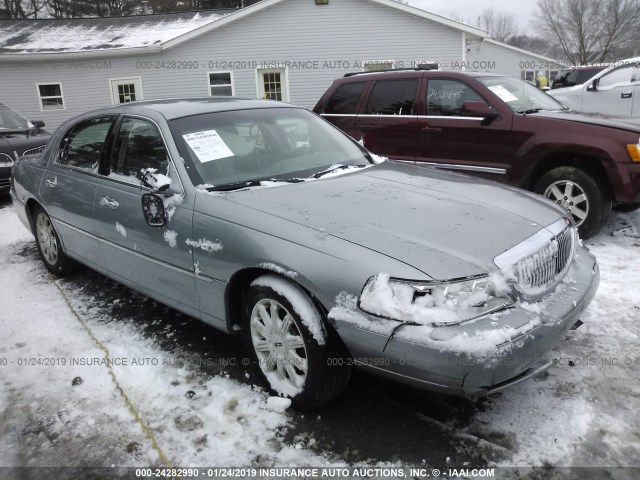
[314,69,640,238]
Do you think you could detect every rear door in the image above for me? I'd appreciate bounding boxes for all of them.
[415,77,515,181]
[92,115,198,315]
[353,78,419,161]
[38,116,116,268]
[317,80,368,139]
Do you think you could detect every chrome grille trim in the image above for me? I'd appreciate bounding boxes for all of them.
[494,218,575,300]
[22,145,46,156]
[0,153,14,167]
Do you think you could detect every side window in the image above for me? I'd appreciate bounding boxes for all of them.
[110,117,169,184]
[57,116,114,171]
[322,82,367,114]
[599,65,633,88]
[426,79,483,116]
[366,79,417,115]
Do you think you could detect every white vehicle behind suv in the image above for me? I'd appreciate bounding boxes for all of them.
[549,57,640,117]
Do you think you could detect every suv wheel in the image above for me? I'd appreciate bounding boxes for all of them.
[534,167,611,239]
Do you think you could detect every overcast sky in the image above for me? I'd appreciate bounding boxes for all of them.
[404,0,539,29]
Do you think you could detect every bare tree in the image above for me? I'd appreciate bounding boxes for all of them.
[478,8,517,43]
[535,0,640,64]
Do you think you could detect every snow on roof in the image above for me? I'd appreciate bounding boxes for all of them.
[0,11,228,55]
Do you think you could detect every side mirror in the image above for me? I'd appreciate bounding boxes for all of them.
[32,120,45,128]
[141,194,166,227]
[461,101,499,122]
[587,79,599,92]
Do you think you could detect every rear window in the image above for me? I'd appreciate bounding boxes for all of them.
[322,82,367,114]
[366,79,417,115]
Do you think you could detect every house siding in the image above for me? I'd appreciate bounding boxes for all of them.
[0,0,465,130]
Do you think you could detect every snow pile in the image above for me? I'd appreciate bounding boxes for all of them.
[266,396,292,414]
[185,238,223,253]
[258,262,298,279]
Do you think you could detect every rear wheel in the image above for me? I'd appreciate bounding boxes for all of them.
[534,167,611,239]
[242,275,351,410]
[33,205,77,276]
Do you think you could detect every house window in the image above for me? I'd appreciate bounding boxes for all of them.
[37,83,65,111]
[110,77,143,105]
[208,72,234,96]
[521,70,535,84]
[363,60,394,72]
[257,68,288,102]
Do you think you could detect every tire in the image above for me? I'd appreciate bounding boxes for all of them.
[242,274,351,410]
[613,202,640,213]
[33,205,77,276]
[534,167,611,239]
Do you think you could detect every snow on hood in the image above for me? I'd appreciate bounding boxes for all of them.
[222,162,565,280]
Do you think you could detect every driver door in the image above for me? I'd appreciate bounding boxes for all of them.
[92,115,198,315]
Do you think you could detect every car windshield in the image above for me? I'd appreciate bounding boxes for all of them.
[477,76,566,113]
[170,107,371,188]
[0,105,30,130]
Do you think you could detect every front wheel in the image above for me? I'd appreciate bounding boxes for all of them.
[534,167,611,239]
[242,275,351,410]
[33,205,77,276]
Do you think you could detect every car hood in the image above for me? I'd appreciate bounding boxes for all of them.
[223,162,565,279]
[535,110,640,133]
[1,130,50,156]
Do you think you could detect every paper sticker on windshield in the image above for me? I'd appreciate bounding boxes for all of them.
[488,85,518,103]
[183,130,234,163]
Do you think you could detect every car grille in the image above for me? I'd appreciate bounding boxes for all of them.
[0,153,14,168]
[513,223,575,298]
[22,145,46,156]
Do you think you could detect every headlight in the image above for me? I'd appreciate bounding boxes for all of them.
[359,273,515,326]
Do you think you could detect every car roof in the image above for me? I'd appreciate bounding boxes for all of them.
[337,70,506,82]
[95,97,297,121]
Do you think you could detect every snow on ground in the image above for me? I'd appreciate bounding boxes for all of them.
[0,200,639,471]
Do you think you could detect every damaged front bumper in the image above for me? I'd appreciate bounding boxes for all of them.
[329,246,599,397]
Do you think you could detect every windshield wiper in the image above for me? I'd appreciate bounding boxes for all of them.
[312,164,366,179]
[205,178,303,192]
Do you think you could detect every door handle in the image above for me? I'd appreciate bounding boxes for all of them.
[99,196,120,210]
[421,126,443,133]
[45,177,57,188]
[621,91,633,99]
[356,124,375,131]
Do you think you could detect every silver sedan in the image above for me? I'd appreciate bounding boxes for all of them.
[11,98,599,409]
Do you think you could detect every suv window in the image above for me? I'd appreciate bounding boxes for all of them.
[426,79,483,116]
[366,79,417,115]
[110,117,169,184]
[599,64,634,88]
[57,116,114,171]
[322,82,367,114]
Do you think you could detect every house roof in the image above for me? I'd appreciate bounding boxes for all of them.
[0,0,487,61]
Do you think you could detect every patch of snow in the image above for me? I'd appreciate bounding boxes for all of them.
[185,238,223,253]
[164,194,184,222]
[163,230,177,248]
[370,153,388,164]
[266,396,292,413]
[250,274,326,347]
[115,222,127,239]
[258,262,298,279]
[0,13,227,54]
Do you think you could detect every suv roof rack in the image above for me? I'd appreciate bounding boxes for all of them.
[343,63,440,78]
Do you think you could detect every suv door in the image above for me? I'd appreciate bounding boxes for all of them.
[92,115,198,314]
[39,116,116,267]
[584,63,636,116]
[414,77,516,181]
[354,78,419,161]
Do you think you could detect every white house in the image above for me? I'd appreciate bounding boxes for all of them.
[0,0,562,130]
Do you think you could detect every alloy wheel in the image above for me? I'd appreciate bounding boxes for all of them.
[543,180,589,227]
[36,212,58,266]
